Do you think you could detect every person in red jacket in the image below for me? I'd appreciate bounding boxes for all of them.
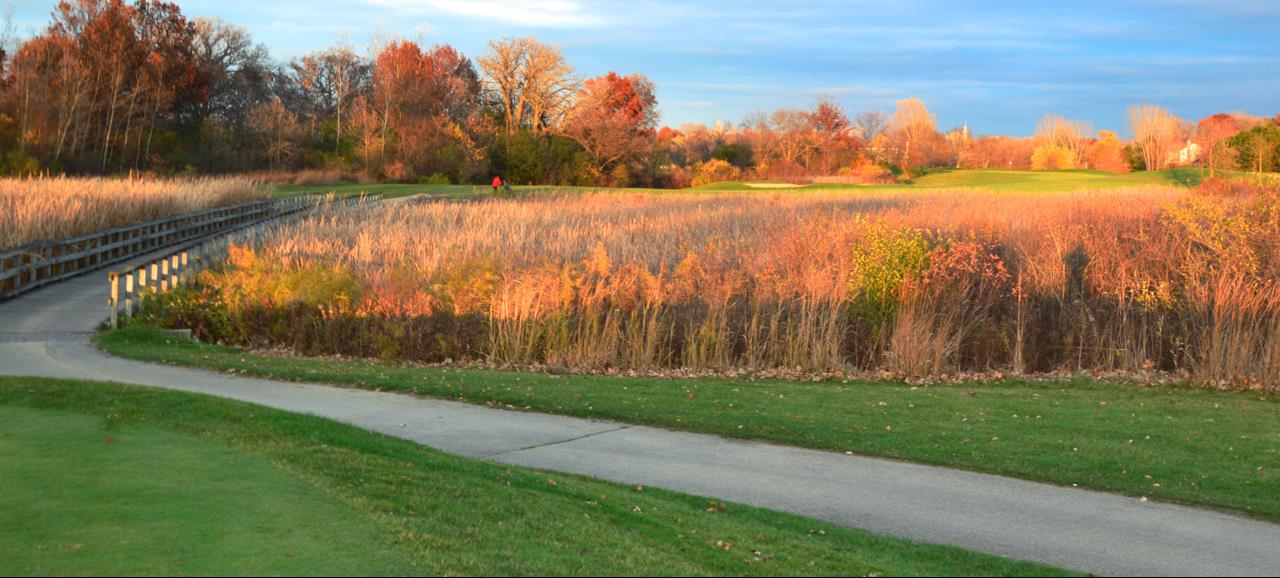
[491,175,503,193]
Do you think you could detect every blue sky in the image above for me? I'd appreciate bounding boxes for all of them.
[7,0,1278,135]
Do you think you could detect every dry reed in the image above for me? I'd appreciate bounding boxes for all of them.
[0,175,269,250]
[176,185,1280,390]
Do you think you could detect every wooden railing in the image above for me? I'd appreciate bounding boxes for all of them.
[107,193,381,329]
[0,194,322,301]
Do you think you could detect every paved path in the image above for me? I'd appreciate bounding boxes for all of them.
[3,243,1280,576]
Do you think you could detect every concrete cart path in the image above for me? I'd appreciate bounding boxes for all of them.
[2,337,1279,577]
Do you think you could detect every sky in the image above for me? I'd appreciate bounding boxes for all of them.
[5,0,1278,136]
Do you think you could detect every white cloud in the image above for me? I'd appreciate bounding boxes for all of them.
[363,0,606,28]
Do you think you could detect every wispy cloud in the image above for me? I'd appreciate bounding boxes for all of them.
[1141,0,1280,15]
[363,0,606,27]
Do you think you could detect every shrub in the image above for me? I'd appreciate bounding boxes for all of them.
[838,157,896,184]
[692,159,740,186]
[849,224,933,330]
[418,173,453,185]
[1031,144,1074,170]
[1195,176,1277,197]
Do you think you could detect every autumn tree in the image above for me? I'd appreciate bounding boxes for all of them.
[1035,114,1092,167]
[6,0,206,173]
[357,39,486,181]
[809,97,856,174]
[559,72,657,183]
[1194,114,1242,177]
[966,136,1034,170]
[1031,144,1073,170]
[1084,130,1129,173]
[887,97,939,178]
[1129,105,1185,171]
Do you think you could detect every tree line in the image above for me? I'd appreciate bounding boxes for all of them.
[1,0,1278,186]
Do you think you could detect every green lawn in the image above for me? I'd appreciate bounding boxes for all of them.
[0,377,1067,577]
[275,168,1209,199]
[699,168,1206,193]
[273,182,672,199]
[0,405,413,576]
[99,327,1280,523]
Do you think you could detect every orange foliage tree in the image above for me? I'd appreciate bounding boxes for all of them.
[361,40,487,181]
[1085,130,1130,173]
[8,0,204,173]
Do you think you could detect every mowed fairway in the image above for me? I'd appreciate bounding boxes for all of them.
[275,168,1208,199]
[0,406,413,575]
[693,168,1205,192]
[0,377,1068,577]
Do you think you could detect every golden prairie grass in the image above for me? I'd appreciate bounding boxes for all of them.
[0,175,269,250]
[184,184,1280,389]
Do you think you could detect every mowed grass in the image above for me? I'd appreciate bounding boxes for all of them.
[275,168,1207,199]
[99,327,1280,523]
[0,405,413,576]
[273,182,671,199]
[0,377,1068,577]
[698,168,1206,193]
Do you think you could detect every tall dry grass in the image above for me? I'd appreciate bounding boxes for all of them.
[174,184,1280,390]
[0,175,269,250]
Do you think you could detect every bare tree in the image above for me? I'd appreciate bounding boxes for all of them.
[768,108,814,166]
[291,40,368,153]
[854,110,886,143]
[192,18,271,124]
[1,5,15,60]
[478,37,529,133]
[522,41,576,132]
[1129,105,1185,171]
[478,37,576,134]
[888,97,938,179]
[248,97,300,170]
[945,125,971,169]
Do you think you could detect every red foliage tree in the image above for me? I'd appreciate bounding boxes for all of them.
[1194,113,1243,177]
[809,98,857,174]
[560,71,658,181]
[366,39,485,181]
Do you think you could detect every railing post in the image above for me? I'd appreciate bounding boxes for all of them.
[169,255,179,288]
[125,271,135,317]
[160,259,170,292]
[108,272,119,330]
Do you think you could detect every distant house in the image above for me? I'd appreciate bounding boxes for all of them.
[1174,140,1201,166]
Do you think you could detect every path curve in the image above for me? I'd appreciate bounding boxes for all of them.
[2,233,1280,576]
